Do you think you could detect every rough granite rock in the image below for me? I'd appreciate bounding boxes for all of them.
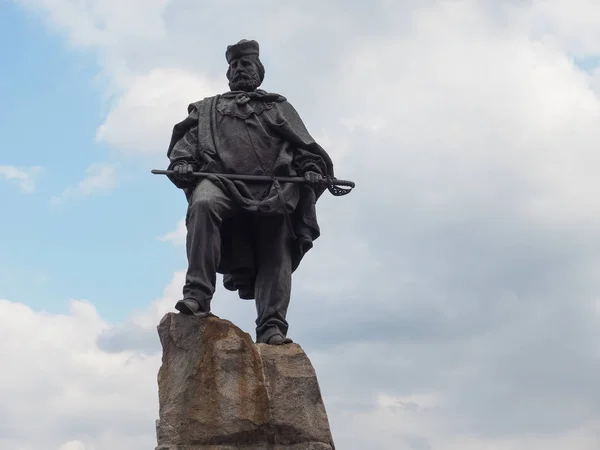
[155,313,335,450]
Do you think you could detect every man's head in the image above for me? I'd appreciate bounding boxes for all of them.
[226,39,265,92]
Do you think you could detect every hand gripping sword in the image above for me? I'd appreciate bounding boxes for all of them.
[151,170,355,196]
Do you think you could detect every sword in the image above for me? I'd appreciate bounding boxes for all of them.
[151,169,355,196]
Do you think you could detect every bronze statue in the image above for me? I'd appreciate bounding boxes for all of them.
[155,39,353,345]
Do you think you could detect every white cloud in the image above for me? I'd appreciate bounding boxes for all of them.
[58,441,88,450]
[96,68,220,156]
[0,165,43,193]
[14,0,170,49]
[158,218,186,246]
[530,0,600,58]
[0,298,158,450]
[330,393,600,450]
[51,163,117,205]
[98,271,185,352]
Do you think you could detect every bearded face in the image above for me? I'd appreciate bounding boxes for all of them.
[227,56,263,92]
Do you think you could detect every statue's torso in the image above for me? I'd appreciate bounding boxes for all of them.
[212,96,295,199]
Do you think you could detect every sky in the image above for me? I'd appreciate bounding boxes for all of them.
[2,0,600,449]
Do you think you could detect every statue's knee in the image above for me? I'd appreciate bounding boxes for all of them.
[190,196,218,214]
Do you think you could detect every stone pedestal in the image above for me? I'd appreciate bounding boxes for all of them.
[155,313,335,450]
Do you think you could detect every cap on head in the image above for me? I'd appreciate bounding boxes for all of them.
[226,39,260,64]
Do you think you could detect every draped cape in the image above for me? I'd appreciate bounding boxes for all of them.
[166,91,334,299]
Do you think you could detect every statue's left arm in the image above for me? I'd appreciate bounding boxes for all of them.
[277,101,334,180]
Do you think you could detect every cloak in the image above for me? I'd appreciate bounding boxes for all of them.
[165,90,334,299]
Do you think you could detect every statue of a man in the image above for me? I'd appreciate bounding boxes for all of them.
[165,39,334,345]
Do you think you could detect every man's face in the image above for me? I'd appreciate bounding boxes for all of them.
[228,56,262,92]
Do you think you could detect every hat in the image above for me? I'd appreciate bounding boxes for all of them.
[226,39,260,64]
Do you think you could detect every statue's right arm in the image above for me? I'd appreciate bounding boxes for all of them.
[166,104,200,189]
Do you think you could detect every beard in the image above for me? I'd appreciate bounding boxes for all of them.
[229,70,262,92]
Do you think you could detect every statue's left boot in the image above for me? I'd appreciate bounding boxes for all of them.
[266,334,293,345]
[257,332,293,345]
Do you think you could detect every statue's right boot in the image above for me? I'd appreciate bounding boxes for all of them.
[175,298,212,317]
[175,298,199,315]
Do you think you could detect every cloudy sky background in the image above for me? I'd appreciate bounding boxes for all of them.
[2,0,600,448]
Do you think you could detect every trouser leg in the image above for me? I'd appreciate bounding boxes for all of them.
[183,179,236,312]
[254,215,293,343]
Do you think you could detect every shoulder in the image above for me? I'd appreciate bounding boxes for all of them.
[187,95,219,113]
[277,100,302,118]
